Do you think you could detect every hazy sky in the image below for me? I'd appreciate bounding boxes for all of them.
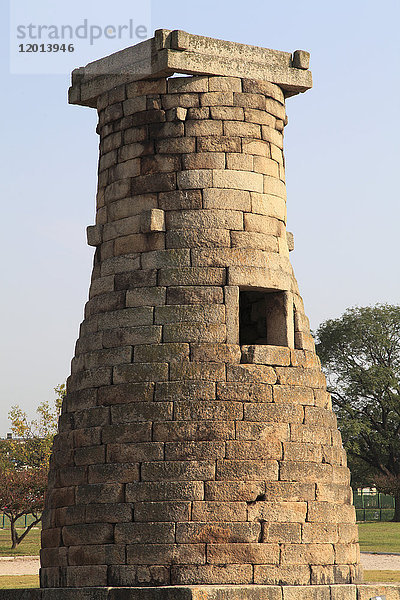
[1,0,399,435]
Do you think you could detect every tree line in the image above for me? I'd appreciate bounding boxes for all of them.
[316,304,400,521]
[0,385,64,548]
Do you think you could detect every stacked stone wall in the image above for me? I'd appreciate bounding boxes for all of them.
[40,75,361,589]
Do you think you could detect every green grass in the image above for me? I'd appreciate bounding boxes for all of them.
[0,527,41,557]
[358,522,400,553]
[363,570,400,582]
[0,575,39,589]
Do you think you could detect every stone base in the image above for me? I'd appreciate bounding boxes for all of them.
[0,585,399,600]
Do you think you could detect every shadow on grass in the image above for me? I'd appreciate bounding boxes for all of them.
[358,523,400,553]
[0,575,39,589]
[0,528,40,557]
[363,570,400,583]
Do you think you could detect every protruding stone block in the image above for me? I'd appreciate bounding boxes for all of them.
[140,209,165,233]
[287,230,295,251]
[170,29,190,51]
[86,224,102,247]
[293,50,311,70]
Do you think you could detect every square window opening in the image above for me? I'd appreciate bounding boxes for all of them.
[239,289,289,346]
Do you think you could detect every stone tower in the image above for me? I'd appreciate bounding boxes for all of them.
[40,30,362,590]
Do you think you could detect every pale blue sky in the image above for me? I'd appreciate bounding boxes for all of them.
[1,0,399,435]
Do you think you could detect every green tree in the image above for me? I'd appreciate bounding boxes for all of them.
[3,383,64,470]
[315,304,400,520]
[0,384,65,548]
[0,468,47,548]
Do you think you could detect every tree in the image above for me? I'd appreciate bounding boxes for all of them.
[0,384,64,548]
[0,468,47,548]
[315,304,400,520]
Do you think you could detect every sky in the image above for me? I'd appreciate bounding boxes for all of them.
[0,0,399,435]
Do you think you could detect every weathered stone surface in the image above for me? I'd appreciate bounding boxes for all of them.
[166,228,230,249]
[141,460,215,481]
[210,106,244,121]
[197,135,241,153]
[126,543,206,565]
[251,192,286,220]
[248,501,307,522]
[293,49,311,70]
[163,323,226,343]
[236,422,288,442]
[134,343,189,363]
[244,403,304,423]
[213,169,263,193]
[154,304,225,324]
[168,76,209,93]
[227,364,277,384]
[241,344,291,365]
[133,501,191,522]
[216,459,278,481]
[255,566,311,585]
[126,481,204,503]
[113,362,169,383]
[114,522,175,544]
[190,343,241,364]
[166,209,243,231]
[231,231,278,252]
[203,189,251,211]
[191,248,267,268]
[41,37,359,591]
[171,363,226,384]
[177,168,213,189]
[171,565,253,585]
[62,524,113,546]
[154,381,216,401]
[159,267,226,286]
[207,542,279,564]
[167,286,224,305]
[281,543,335,566]
[154,421,234,442]
[97,382,154,405]
[126,286,166,307]
[226,153,253,171]
[224,286,239,345]
[2,587,387,600]
[216,382,272,402]
[182,152,225,170]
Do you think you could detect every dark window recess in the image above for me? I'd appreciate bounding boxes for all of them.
[239,290,288,346]
[239,291,267,345]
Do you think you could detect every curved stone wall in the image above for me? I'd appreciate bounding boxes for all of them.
[40,74,361,588]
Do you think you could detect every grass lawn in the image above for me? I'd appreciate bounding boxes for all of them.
[0,575,39,589]
[363,570,400,582]
[0,527,41,557]
[358,522,400,553]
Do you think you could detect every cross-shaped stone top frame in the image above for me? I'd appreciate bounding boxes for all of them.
[69,29,312,108]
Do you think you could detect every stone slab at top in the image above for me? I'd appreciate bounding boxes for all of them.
[69,29,312,108]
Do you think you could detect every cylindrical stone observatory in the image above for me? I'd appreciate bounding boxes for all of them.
[41,30,362,591]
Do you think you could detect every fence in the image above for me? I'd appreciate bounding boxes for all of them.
[0,514,39,529]
[353,489,395,521]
